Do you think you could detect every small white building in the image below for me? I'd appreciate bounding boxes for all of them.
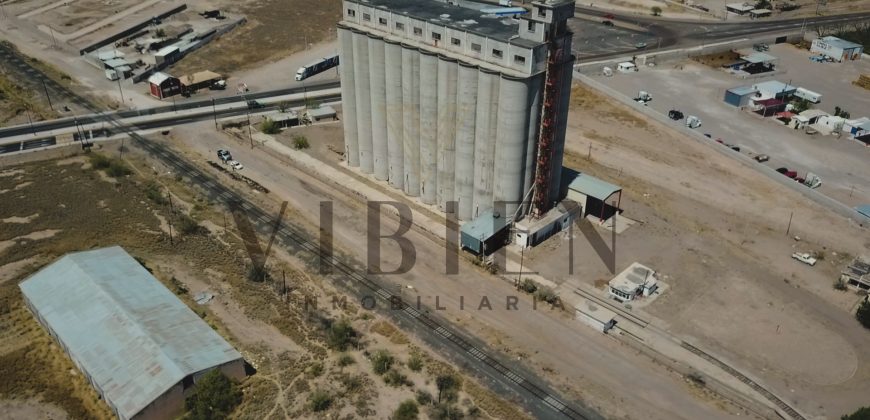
[815,114,846,134]
[844,117,870,138]
[616,62,637,73]
[811,36,864,61]
[725,2,754,14]
[752,80,797,99]
[575,299,617,333]
[608,262,658,302]
[514,203,579,248]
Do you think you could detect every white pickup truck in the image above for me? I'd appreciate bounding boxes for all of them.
[792,252,817,266]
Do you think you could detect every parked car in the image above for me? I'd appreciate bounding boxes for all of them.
[247,100,264,109]
[729,145,740,152]
[703,133,712,138]
[635,42,648,49]
[776,167,789,174]
[785,170,798,179]
[229,160,244,170]
[602,20,614,26]
[792,252,817,266]
[668,110,684,120]
[754,154,769,162]
[753,43,769,52]
[217,149,232,163]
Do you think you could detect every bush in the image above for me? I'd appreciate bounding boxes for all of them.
[185,370,242,420]
[393,400,419,420]
[292,134,310,150]
[519,278,538,294]
[144,181,167,205]
[534,286,559,305]
[371,350,394,375]
[407,353,424,372]
[415,390,433,406]
[857,300,870,329]
[246,265,271,283]
[338,354,355,367]
[309,390,332,412]
[842,406,870,420]
[430,403,464,420]
[383,369,410,387]
[89,153,131,177]
[90,153,112,169]
[326,318,356,351]
[176,213,204,235]
[260,118,281,134]
[651,6,662,16]
[307,362,324,378]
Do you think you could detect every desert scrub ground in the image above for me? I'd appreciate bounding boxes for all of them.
[0,144,531,419]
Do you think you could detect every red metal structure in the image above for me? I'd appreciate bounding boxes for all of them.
[532,20,573,217]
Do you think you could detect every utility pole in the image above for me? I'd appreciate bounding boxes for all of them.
[116,76,125,105]
[786,211,794,236]
[48,26,58,48]
[212,98,218,129]
[25,106,35,136]
[41,80,54,111]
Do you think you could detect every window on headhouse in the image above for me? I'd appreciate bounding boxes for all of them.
[362,13,371,21]
[451,38,461,46]
[378,17,387,25]
[471,43,481,52]
[347,9,355,17]
[492,49,503,59]
[514,55,526,64]
[527,20,535,31]
[537,7,546,17]
[432,32,441,41]
[396,22,404,30]
[413,27,423,36]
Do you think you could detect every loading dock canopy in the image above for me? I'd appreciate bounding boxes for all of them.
[741,52,777,64]
[564,169,622,203]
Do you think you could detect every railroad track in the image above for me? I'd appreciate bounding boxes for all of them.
[1,42,597,420]
[680,342,805,420]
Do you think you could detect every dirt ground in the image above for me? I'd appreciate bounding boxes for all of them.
[0,145,529,419]
[169,0,342,76]
[525,82,870,418]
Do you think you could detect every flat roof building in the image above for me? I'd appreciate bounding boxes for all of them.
[608,262,658,302]
[19,246,245,420]
[338,0,576,221]
[811,36,864,61]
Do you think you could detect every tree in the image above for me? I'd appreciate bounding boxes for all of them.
[842,406,870,420]
[651,6,662,16]
[393,400,419,420]
[278,101,290,112]
[755,0,771,10]
[260,118,280,134]
[857,300,870,329]
[791,98,811,113]
[292,134,310,150]
[435,374,457,403]
[185,370,242,420]
[326,318,356,351]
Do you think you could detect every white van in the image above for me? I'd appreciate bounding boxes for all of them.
[616,62,637,73]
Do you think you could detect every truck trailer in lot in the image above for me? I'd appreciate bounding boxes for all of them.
[295,54,340,81]
[794,87,822,103]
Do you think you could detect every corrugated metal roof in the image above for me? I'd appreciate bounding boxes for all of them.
[752,80,797,94]
[461,208,509,240]
[741,52,777,63]
[19,246,242,420]
[564,169,622,202]
[819,36,863,50]
[727,85,757,96]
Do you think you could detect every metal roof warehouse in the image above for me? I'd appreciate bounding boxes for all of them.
[19,246,245,420]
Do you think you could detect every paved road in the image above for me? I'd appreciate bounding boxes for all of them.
[573,7,870,59]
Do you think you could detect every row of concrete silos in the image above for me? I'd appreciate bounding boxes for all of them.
[339,26,544,221]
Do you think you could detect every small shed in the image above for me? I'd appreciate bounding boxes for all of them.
[148,72,181,99]
[154,45,181,65]
[561,168,622,221]
[723,86,758,107]
[460,209,510,255]
[575,299,617,333]
[608,262,658,302]
[616,62,636,73]
[811,36,864,61]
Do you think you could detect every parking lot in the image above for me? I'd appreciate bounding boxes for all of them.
[592,43,870,207]
[570,18,659,60]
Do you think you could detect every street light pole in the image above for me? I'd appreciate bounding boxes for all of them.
[116,77,125,106]
[212,98,218,129]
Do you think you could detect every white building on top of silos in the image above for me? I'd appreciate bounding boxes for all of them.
[337,0,576,221]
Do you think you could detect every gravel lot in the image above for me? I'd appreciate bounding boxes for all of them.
[592,43,870,208]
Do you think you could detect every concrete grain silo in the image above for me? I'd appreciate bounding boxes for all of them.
[338,0,575,221]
